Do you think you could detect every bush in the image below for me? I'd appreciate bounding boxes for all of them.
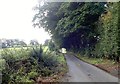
[1,45,66,83]
[93,3,119,62]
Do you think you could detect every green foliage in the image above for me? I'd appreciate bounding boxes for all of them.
[1,46,66,83]
[30,40,39,46]
[93,3,119,61]
[33,2,105,49]
[0,59,6,71]
[44,39,56,51]
[56,3,105,36]
[76,52,116,65]
[33,2,119,62]
[118,2,120,58]
[1,39,27,48]
[28,71,38,79]
[1,47,30,62]
[48,40,56,51]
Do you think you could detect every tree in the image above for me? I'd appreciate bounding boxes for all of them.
[14,39,20,45]
[19,41,27,46]
[93,3,119,61]
[30,40,39,46]
[33,2,105,50]
[48,40,55,51]
[44,39,50,46]
[33,2,119,62]
[1,43,7,48]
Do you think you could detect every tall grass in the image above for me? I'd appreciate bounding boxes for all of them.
[0,45,66,83]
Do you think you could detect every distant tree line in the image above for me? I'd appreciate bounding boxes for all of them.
[0,39,40,48]
[30,40,39,46]
[0,39,27,48]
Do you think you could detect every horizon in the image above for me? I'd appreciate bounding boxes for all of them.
[0,37,51,44]
[0,0,50,44]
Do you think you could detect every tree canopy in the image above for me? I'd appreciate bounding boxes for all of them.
[33,2,105,48]
[33,2,119,62]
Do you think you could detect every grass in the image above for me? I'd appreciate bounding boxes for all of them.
[0,46,48,61]
[68,52,116,65]
[69,52,119,78]
[75,53,116,65]
[0,59,6,71]
[0,46,67,83]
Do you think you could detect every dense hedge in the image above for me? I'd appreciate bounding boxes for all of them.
[93,3,119,62]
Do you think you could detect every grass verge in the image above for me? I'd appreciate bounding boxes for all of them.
[68,52,120,78]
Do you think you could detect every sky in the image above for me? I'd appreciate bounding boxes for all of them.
[0,0,50,44]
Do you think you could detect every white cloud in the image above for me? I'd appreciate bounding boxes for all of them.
[0,0,50,44]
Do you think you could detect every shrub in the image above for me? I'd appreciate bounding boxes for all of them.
[1,45,66,83]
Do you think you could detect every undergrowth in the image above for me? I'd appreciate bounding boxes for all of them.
[0,46,66,83]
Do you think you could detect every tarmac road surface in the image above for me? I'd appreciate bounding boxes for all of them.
[62,54,118,82]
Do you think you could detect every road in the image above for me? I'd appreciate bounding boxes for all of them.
[62,54,118,82]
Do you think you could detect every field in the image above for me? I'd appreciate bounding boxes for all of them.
[0,45,67,83]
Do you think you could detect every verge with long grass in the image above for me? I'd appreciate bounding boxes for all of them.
[0,45,67,83]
